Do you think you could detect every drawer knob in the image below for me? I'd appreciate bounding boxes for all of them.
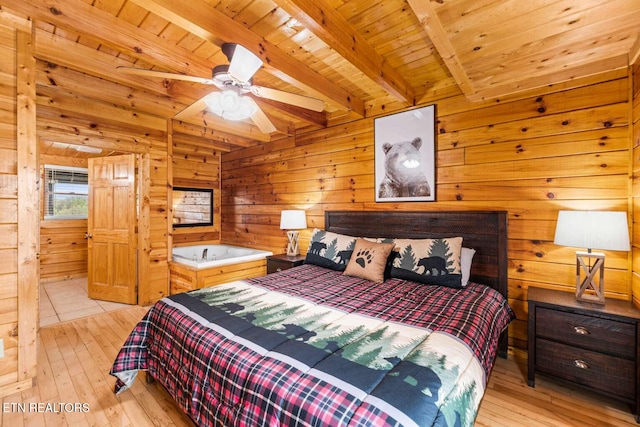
[573,359,589,370]
[573,326,590,335]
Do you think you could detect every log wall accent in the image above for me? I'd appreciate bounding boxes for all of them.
[632,60,640,303]
[38,154,88,282]
[0,21,19,394]
[221,69,633,351]
[40,219,87,282]
[171,132,222,248]
[0,15,39,397]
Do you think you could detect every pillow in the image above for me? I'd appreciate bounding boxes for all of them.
[389,237,464,288]
[304,228,357,271]
[460,247,476,287]
[343,239,395,283]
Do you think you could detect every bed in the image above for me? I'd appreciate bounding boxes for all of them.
[111,210,515,427]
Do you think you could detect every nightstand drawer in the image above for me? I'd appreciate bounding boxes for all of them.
[536,338,635,399]
[536,307,636,358]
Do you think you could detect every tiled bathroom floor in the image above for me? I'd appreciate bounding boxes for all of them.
[40,277,131,327]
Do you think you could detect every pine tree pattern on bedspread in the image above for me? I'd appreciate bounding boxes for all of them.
[110,264,514,427]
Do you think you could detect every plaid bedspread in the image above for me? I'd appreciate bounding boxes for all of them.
[110,264,514,427]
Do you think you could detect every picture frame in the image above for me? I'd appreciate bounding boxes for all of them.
[172,187,214,227]
[374,105,436,202]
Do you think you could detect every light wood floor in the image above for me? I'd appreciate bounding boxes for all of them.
[1,306,638,426]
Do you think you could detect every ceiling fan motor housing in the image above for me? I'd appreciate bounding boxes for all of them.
[212,64,253,89]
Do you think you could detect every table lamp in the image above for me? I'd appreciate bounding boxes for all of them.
[553,210,630,304]
[280,210,307,256]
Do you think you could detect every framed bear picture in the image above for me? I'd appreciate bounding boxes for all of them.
[374,105,436,202]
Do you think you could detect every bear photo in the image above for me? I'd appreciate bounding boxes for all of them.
[378,136,431,199]
[374,105,435,202]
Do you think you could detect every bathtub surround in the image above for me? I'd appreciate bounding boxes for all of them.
[169,244,273,294]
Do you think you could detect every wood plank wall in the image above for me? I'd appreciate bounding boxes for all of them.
[221,69,632,352]
[0,14,39,397]
[171,132,222,248]
[0,21,20,391]
[38,152,89,282]
[633,60,640,302]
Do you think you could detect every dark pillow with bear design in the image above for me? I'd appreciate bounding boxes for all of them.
[343,239,395,283]
[304,228,357,271]
[389,237,463,288]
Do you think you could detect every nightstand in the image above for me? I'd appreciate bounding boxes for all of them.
[528,286,640,421]
[266,253,305,274]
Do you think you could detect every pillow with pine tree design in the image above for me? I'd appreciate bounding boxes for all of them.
[386,237,463,288]
[304,228,357,271]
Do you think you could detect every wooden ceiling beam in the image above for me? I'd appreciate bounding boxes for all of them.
[256,97,328,129]
[407,0,475,97]
[128,0,365,116]
[5,0,214,78]
[274,0,415,106]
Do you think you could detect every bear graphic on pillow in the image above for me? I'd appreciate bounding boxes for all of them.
[378,137,431,198]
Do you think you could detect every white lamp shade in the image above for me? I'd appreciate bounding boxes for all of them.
[280,210,307,230]
[554,210,630,251]
[228,44,263,83]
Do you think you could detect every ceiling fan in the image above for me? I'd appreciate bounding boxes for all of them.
[117,43,325,134]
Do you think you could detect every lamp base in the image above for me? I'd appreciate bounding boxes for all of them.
[575,251,605,304]
[286,230,300,256]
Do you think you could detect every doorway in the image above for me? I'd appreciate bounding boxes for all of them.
[39,148,140,326]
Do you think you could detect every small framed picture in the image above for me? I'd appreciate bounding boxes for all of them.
[374,105,436,202]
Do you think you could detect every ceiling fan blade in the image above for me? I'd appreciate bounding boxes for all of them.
[227,44,263,83]
[174,94,211,121]
[116,66,217,85]
[251,105,277,134]
[250,86,325,112]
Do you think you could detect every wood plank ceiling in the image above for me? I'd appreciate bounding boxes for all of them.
[6,0,640,151]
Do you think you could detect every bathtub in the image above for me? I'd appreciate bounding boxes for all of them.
[171,244,273,269]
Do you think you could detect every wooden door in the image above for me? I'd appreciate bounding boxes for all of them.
[87,154,137,304]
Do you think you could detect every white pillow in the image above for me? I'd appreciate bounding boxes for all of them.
[461,247,476,287]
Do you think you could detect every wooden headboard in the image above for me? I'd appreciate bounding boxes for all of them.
[325,210,509,356]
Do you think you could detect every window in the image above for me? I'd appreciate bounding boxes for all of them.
[44,165,89,219]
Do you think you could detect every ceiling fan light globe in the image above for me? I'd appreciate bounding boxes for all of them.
[204,92,225,116]
[220,90,240,110]
[224,96,258,121]
[205,90,257,121]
